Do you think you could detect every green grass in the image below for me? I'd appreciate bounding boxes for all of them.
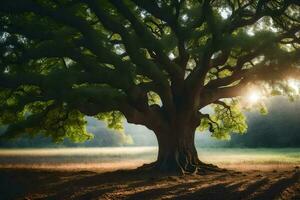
[198,148,300,164]
[0,147,299,171]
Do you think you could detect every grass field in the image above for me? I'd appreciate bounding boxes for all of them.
[0,147,299,200]
[0,147,299,171]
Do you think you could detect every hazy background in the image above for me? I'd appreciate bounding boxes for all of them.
[1,97,300,148]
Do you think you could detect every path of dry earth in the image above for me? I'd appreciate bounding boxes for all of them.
[0,166,299,200]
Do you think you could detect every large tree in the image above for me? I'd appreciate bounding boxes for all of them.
[0,0,299,173]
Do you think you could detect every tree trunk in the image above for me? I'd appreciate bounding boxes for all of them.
[139,117,222,174]
[155,127,200,174]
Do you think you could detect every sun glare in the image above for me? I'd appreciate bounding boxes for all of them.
[247,90,261,103]
[288,79,299,94]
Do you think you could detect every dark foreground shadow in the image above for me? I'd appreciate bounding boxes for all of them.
[0,167,299,200]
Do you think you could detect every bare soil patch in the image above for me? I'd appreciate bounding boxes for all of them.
[0,165,299,200]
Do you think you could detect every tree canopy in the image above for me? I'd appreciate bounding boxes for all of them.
[0,0,300,143]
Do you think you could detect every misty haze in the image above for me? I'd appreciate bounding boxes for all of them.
[1,1,300,200]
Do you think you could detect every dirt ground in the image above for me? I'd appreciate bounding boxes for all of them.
[0,165,299,200]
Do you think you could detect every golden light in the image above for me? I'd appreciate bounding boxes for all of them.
[247,90,261,103]
[287,79,299,93]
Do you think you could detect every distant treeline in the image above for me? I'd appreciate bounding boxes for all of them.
[1,97,300,148]
[0,119,134,148]
[226,97,300,148]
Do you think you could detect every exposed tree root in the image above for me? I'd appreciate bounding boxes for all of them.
[197,161,226,174]
[137,160,226,176]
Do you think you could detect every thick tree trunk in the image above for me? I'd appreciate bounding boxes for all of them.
[139,121,222,174]
[155,127,200,174]
[137,105,222,174]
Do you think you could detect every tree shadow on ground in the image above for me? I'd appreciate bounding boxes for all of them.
[0,168,299,200]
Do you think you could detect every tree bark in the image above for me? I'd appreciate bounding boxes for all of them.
[138,113,222,174]
[155,127,200,174]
